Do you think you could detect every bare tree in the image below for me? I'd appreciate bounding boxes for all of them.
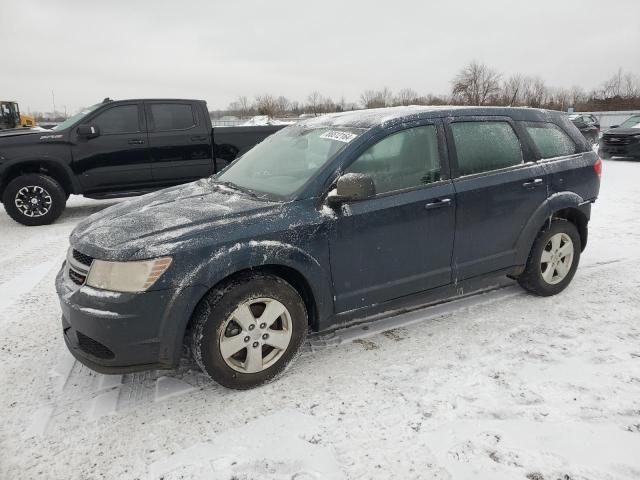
[451,61,502,105]
[306,91,323,116]
[569,85,586,109]
[602,68,624,98]
[254,94,278,117]
[526,77,548,108]
[502,74,525,106]
[622,72,640,98]
[360,87,393,109]
[275,96,290,116]
[394,88,420,106]
[237,95,251,118]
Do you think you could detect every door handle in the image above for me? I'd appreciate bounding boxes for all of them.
[425,198,452,210]
[191,136,208,142]
[522,178,544,189]
[128,139,145,145]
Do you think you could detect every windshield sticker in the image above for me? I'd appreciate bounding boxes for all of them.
[319,130,358,143]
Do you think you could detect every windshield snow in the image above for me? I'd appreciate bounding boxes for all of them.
[217,124,366,197]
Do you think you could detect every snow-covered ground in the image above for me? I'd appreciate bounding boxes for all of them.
[1,159,640,480]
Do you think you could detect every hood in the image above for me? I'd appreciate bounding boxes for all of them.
[0,127,51,138]
[603,128,640,136]
[70,179,281,260]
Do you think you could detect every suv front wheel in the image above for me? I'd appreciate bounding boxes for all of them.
[191,273,308,389]
[518,219,581,296]
[2,174,67,226]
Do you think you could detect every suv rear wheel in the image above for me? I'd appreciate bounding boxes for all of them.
[2,174,67,226]
[191,273,307,389]
[518,219,581,296]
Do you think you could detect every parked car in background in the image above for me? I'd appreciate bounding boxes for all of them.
[569,113,600,146]
[56,106,601,390]
[0,98,285,225]
[599,114,640,160]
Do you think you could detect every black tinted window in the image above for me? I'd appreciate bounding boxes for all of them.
[451,121,523,175]
[526,123,576,158]
[150,104,195,131]
[346,125,441,195]
[92,105,139,135]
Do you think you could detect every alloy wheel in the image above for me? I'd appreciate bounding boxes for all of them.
[14,185,53,218]
[219,297,293,374]
[540,232,574,285]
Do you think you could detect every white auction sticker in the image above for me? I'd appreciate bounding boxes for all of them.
[319,130,358,143]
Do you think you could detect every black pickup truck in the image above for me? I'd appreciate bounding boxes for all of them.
[0,98,285,225]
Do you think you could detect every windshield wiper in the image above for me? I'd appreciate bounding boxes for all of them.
[215,180,260,198]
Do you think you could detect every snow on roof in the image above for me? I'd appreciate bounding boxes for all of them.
[298,105,561,129]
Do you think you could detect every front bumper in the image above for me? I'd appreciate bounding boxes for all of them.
[55,263,206,374]
[599,138,640,158]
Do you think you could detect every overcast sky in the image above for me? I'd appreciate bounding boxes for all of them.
[2,0,639,114]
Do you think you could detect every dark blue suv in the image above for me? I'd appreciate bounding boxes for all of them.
[56,106,601,389]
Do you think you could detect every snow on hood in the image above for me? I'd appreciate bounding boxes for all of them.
[70,179,280,260]
[0,127,47,138]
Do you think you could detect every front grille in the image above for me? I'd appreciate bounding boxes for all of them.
[68,269,86,285]
[76,331,115,359]
[72,249,93,267]
[603,135,634,146]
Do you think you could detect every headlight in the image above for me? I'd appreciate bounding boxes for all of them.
[85,257,172,293]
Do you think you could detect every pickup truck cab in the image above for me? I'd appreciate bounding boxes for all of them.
[0,98,283,225]
[56,106,601,389]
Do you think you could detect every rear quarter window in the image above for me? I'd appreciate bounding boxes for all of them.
[525,122,576,159]
[150,103,196,131]
[450,121,523,176]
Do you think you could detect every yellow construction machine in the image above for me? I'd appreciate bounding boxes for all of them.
[0,100,36,129]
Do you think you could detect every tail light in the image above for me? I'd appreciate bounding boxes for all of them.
[593,157,602,178]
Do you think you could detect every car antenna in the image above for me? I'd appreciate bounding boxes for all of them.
[102,97,113,104]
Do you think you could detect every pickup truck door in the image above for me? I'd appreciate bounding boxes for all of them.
[71,102,153,193]
[145,101,214,184]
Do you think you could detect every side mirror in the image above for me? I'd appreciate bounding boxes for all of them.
[77,124,100,139]
[328,173,375,206]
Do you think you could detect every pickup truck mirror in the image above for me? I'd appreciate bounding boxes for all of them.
[77,124,100,139]
[327,173,376,206]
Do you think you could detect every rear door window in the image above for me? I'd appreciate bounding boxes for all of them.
[92,105,140,135]
[150,103,196,131]
[450,121,523,175]
[525,123,576,159]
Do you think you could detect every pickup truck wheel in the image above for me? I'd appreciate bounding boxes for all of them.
[2,174,67,226]
[518,219,581,296]
[191,273,307,390]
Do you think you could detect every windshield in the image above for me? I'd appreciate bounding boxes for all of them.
[217,124,366,197]
[619,115,640,129]
[53,103,102,130]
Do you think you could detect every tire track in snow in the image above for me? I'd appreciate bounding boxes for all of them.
[0,258,59,315]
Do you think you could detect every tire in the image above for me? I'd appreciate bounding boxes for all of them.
[2,174,67,226]
[517,219,581,296]
[191,273,308,390]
